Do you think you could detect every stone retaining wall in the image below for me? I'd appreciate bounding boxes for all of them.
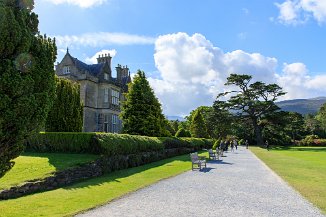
[0,148,193,200]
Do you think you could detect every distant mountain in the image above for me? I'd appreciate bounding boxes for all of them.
[166,116,185,121]
[276,97,326,115]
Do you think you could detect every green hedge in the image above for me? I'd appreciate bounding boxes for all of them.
[26,132,97,153]
[27,132,214,156]
[298,135,326,146]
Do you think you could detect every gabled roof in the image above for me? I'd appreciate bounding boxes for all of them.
[72,57,104,76]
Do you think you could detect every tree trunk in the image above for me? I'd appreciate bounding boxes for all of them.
[252,118,264,147]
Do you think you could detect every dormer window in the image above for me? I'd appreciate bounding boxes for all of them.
[63,66,70,74]
[104,73,109,80]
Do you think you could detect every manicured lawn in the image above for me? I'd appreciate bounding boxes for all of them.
[0,153,99,190]
[251,146,326,214]
[0,152,204,217]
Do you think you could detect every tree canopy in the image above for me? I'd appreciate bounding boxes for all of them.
[120,70,169,137]
[0,0,57,177]
[216,74,285,146]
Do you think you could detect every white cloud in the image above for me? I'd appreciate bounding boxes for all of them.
[150,32,326,116]
[85,49,117,64]
[45,0,107,8]
[275,0,326,25]
[55,32,156,48]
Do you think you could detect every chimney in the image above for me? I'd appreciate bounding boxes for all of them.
[96,53,112,64]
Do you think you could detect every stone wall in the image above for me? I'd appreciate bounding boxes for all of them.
[0,148,193,200]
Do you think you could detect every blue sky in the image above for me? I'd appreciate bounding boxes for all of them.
[34,0,326,116]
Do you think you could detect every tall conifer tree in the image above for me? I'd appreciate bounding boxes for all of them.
[0,0,57,177]
[45,77,83,132]
[190,109,210,138]
[121,70,168,136]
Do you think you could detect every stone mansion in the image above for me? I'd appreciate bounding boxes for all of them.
[55,49,131,133]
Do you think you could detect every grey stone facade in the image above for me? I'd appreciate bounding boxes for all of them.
[55,49,131,133]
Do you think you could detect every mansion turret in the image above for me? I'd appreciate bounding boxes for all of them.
[55,49,131,133]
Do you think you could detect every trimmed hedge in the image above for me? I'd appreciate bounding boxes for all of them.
[26,132,214,156]
[26,132,97,153]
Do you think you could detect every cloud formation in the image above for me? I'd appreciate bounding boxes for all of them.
[85,49,117,64]
[150,32,326,116]
[44,0,107,8]
[275,0,326,25]
[55,32,156,48]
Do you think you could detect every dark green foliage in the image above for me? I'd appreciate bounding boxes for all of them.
[45,77,83,132]
[175,128,191,137]
[316,103,326,132]
[27,132,213,156]
[213,139,221,150]
[121,70,167,137]
[93,133,164,156]
[216,74,285,146]
[26,132,97,153]
[190,109,210,138]
[0,1,57,177]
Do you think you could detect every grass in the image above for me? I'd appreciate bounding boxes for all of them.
[0,152,99,190]
[0,152,205,217]
[251,146,326,214]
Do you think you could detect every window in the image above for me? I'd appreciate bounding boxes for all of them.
[63,66,70,74]
[111,89,120,105]
[104,88,109,103]
[104,73,109,80]
[112,114,119,133]
[104,114,109,132]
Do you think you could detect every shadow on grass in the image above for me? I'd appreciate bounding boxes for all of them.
[62,154,192,191]
[20,152,99,171]
[271,146,326,153]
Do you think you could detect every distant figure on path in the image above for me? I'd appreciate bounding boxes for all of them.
[245,140,249,149]
[230,142,234,152]
[234,140,238,150]
[266,140,270,151]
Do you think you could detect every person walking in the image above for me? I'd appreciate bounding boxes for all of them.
[230,141,234,152]
[245,140,249,149]
[234,140,238,150]
[266,140,270,151]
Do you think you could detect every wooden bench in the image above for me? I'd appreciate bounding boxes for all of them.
[208,149,217,160]
[190,152,207,170]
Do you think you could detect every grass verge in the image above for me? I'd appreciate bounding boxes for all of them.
[251,146,326,214]
[0,152,204,217]
[0,153,99,190]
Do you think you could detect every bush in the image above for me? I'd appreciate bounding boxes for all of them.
[27,133,213,156]
[26,132,97,153]
[93,133,164,156]
[298,135,326,146]
[175,128,191,137]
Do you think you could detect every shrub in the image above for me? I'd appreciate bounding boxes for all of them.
[26,132,96,153]
[298,135,326,146]
[175,128,191,137]
[93,133,164,156]
[27,132,214,156]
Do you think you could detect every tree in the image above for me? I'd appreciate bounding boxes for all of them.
[186,106,213,137]
[0,1,56,177]
[216,74,285,146]
[45,77,83,132]
[316,103,326,132]
[175,128,191,137]
[207,101,234,138]
[190,109,210,138]
[120,70,168,137]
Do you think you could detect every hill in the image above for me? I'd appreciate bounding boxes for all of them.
[276,97,326,115]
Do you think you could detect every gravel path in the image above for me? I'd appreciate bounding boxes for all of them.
[77,146,325,217]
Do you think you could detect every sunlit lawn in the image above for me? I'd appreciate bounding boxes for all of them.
[0,153,99,190]
[251,146,326,214]
[0,152,205,217]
